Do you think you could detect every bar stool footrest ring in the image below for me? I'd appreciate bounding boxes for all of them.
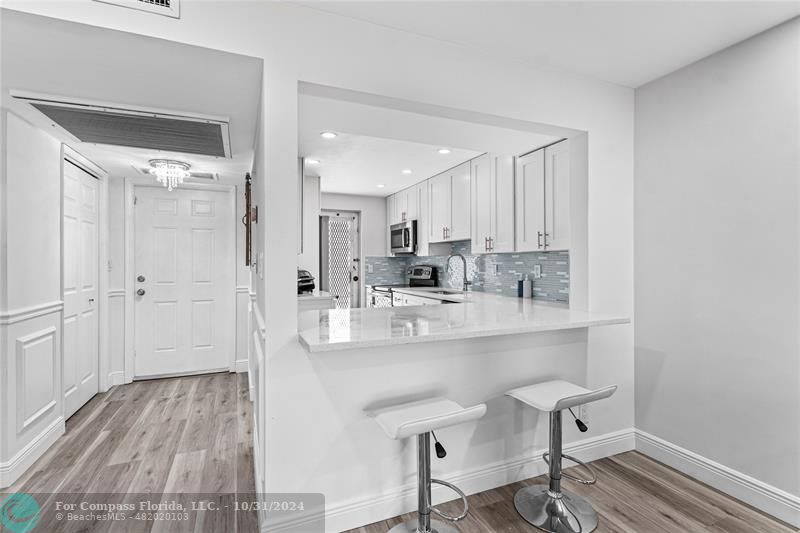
[429,479,469,522]
[542,453,597,485]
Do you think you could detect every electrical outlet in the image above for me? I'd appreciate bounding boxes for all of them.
[533,264,542,279]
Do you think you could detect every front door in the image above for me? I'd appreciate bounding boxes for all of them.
[134,187,234,378]
[63,159,99,419]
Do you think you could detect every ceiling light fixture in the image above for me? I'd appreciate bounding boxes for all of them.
[438,148,451,154]
[320,131,338,139]
[149,159,191,191]
[377,184,385,188]
[305,158,320,165]
[401,169,412,174]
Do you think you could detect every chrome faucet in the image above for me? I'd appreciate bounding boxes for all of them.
[447,253,472,292]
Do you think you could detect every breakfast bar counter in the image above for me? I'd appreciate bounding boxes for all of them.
[298,291,629,353]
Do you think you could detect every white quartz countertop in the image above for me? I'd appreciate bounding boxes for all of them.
[298,291,629,353]
[298,290,332,301]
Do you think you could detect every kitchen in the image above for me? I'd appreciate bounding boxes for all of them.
[292,87,631,531]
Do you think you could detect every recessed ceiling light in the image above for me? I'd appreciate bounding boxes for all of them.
[305,158,320,165]
[401,169,412,174]
[438,148,451,154]
[320,131,338,139]
[377,184,385,188]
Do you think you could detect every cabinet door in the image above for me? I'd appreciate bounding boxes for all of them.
[493,155,516,253]
[405,186,418,221]
[416,181,430,256]
[544,141,570,250]
[515,150,546,252]
[449,161,471,241]
[396,190,408,222]
[386,194,396,226]
[471,154,492,254]
[428,173,450,242]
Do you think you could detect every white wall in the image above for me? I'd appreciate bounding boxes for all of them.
[635,16,800,515]
[298,175,321,281]
[107,177,126,385]
[321,192,387,257]
[0,110,65,486]
[1,4,634,530]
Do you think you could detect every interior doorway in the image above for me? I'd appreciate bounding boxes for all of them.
[133,186,235,378]
[319,210,361,309]
[62,156,100,419]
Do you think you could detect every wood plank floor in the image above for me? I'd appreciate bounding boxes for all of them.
[345,451,797,533]
[7,376,795,533]
[6,372,258,533]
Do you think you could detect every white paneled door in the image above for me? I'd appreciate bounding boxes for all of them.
[63,161,99,419]
[134,187,234,378]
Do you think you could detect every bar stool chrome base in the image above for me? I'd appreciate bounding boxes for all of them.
[387,518,461,533]
[514,485,598,533]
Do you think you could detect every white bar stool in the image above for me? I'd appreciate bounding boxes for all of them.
[371,397,487,533]
[505,380,617,533]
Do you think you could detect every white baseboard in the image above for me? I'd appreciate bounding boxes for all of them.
[108,371,125,386]
[234,359,249,374]
[261,428,635,533]
[0,417,65,489]
[635,429,800,527]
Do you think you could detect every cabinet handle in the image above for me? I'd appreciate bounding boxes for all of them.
[484,236,488,252]
[537,231,543,249]
[489,237,494,251]
[544,233,550,249]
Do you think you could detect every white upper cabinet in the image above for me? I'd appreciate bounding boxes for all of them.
[405,186,419,222]
[415,181,430,256]
[544,141,570,251]
[386,194,398,226]
[388,187,418,225]
[515,149,546,251]
[471,153,515,254]
[494,155,516,253]
[429,162,471,242]
[515,140,570,252]
[449,162,471,241]
[429,171,451,242]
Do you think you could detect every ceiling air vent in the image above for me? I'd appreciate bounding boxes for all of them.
[13,93,230,158]
[94,0,180,18]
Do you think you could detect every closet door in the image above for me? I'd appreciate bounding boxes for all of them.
[63,160,99,419]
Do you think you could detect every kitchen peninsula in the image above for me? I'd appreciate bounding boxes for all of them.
[298,291,629,352]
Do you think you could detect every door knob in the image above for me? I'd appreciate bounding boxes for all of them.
[137,275,146,282]
[136,289,146,296]
[353,275,360,282]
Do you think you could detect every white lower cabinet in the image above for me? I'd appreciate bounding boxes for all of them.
[471,153,515,254]
[515,140,570,252]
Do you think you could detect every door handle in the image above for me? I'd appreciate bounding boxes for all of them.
[137,275,146,282]
[137,289,146,296]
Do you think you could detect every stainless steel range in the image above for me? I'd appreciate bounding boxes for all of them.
[368,265,438,307]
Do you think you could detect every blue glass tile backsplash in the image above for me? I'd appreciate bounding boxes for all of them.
[365,241,569,303]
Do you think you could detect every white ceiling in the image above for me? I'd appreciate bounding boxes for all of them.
[1,10,262,184]
[296,1,800,88]
[302,133,482,196]
[299,92,560,196]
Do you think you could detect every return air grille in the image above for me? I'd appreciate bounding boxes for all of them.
[31,103,230,157]
[140,0,170,6]
[30,103,230,158]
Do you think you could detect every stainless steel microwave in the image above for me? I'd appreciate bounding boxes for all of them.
[390,220,417,254]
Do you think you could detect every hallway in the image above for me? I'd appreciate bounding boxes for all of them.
[6,373,257,532]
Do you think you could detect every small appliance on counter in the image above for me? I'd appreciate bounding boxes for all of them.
[368,265,438,307]
[298,269,315,294]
